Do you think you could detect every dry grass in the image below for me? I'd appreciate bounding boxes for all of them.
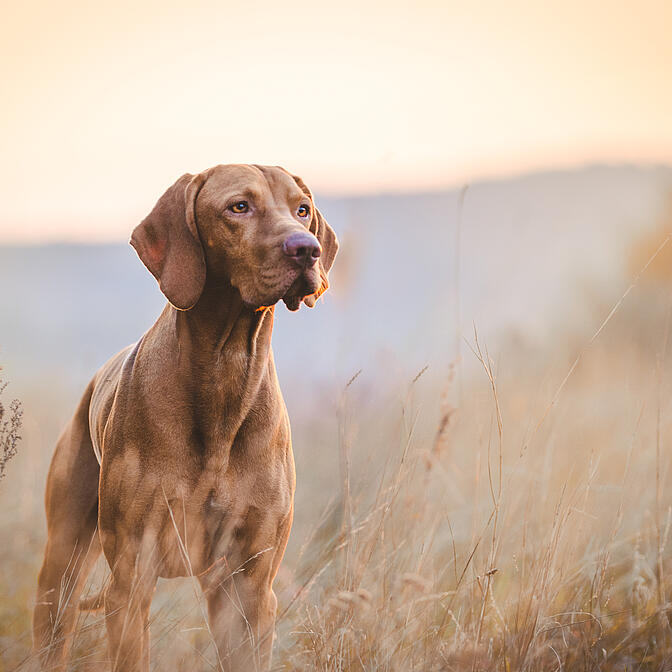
[2,283,672,671]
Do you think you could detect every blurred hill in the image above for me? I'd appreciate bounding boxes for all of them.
[1,164,671,417]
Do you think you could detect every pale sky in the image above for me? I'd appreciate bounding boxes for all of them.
[2,0,672,242]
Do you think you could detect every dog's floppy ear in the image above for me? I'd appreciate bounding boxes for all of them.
[130,172,208,310]
[287,173,339,308]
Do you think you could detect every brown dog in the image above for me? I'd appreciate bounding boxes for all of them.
[33,164,338,672]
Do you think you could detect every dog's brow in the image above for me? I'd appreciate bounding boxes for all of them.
[224,187,263,204]
[279,189,305,205]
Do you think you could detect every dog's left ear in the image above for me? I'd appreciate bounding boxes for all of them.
[287,173,339,308]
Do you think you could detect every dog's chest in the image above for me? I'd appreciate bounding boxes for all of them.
[205,464,291,534]
[157,463,292,578]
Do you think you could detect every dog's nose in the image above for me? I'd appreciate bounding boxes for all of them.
[282,231,321,267]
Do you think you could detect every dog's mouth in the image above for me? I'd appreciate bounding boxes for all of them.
[281,267,321,311]
[248,265,320,312]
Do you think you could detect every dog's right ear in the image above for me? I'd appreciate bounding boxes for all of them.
[130,173,208,310]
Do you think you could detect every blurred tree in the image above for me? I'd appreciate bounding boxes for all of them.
[0,367,22,481]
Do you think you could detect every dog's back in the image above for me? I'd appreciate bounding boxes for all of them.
[89,344,137,465]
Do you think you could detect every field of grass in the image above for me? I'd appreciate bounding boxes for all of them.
[2,275,672,670]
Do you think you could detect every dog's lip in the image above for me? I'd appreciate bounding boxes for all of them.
[281,274,320,312]
[283,268,320,297]
[245,264,319,310]
[283,295,303,311]
[273,270,303,301]
[268,265,313,307]
[243,268,301,309]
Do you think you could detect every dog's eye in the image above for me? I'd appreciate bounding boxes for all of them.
[297,204,310,218]
[229,201,249,214]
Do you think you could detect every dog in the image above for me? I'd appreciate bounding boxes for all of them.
[33,164,338,671]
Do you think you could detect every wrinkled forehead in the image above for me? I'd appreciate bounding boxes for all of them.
[200,164,307,206]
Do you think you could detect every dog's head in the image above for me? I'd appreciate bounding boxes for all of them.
[130,164,338,311]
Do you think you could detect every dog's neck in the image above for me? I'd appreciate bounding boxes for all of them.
[166,280,276,465]
[174,281,274,359]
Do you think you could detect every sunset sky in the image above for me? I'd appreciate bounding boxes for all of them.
[2,0,671,242]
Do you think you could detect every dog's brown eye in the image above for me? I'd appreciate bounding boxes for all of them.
[230,201,249,214]
[297,204,310,218]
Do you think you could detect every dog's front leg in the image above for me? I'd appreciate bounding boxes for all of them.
[200,566,278,672]
[102,538,158,672]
